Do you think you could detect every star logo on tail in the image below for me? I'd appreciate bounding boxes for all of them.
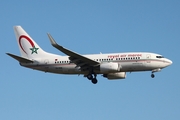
[30,46,39,54]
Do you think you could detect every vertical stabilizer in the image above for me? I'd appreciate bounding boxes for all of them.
[14,26,47,59]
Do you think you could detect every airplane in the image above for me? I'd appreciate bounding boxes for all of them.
[6,26,172,84]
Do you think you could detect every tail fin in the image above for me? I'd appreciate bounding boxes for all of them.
[14,26,47,59]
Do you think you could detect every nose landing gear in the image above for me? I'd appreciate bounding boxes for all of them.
[151,73,155,78]
[151,68,161,78]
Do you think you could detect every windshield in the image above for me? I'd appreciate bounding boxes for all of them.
[156,56,164,58]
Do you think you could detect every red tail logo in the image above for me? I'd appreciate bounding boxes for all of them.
[19,35,39,54]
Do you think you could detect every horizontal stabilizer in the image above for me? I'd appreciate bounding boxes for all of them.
[6,53,33,63]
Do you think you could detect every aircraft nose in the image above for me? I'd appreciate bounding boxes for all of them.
[167,59,173,66]
[169,60,173,65]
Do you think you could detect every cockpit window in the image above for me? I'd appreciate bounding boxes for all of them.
[156,56,164,58]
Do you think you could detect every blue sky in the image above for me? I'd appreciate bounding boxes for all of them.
[1,0,180,120]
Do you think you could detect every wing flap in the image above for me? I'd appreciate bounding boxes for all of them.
[6,53,33,63]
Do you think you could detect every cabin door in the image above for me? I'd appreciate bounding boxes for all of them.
[146,54,151,63]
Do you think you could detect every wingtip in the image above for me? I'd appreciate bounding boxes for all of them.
[47,33,57,45]
[6,53,11,56]
[47,33,64,49]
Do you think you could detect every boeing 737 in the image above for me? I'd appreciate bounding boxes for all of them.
[6,26,172,84]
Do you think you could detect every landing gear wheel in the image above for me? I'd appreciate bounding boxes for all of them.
[86,69,98,84]
[91,78,98,84]
[151,74,155,78]
[87,74,93,80]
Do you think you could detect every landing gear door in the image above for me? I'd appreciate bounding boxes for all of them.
[146,54,151,63]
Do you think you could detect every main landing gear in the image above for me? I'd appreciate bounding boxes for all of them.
[87,74,98,84]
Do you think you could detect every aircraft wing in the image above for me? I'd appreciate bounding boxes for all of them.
[47,34,100,70]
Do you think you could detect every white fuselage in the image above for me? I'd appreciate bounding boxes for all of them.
[21,52,172,75]
[7,26,173,84]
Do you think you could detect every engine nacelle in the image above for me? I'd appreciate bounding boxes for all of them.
[100,62,120,73]
[103,72,126,80]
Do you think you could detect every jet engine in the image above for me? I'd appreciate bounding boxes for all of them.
[100,62,121,73]
[103,72,126,80]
